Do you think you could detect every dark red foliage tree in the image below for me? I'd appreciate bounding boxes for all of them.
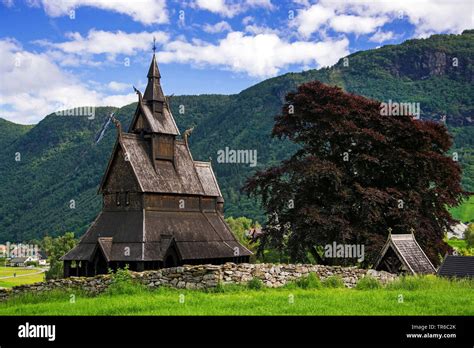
[244,81,468,266]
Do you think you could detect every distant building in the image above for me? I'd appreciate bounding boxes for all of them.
[61,52,251,277]
[448,222,468,239]
[10,257,34,267]
[374,233,436,275]
[437,256,474,278]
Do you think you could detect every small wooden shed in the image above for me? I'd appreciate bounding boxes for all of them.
[374,233,436,275]
[437,256,474,278]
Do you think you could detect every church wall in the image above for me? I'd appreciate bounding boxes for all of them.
[152,134,174,161]
[103,192,143,211]
[144,194,217,212]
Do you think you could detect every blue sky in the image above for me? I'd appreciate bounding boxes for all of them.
[0,0,472,124]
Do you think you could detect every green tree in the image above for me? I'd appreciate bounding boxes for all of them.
[225,216,260,256]
[40,232,77,279]
[465,224,474,248]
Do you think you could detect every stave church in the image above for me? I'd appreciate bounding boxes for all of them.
[61,51,252,277]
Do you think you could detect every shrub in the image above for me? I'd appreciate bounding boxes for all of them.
[356,276,382,290]
[208,282,246,293]
[25,261,39,267]
[106,266,145,295]
[294,273,322,289]
[247,277,264,290]
[386,275,435,291]
[45,262,63,280]
[322,276,344,288]
[464,224,474,248]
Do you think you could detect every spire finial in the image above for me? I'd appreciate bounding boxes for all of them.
[152,36,156,54]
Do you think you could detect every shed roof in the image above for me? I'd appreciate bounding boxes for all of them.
[374,234,436,275]
[437,256,474,278]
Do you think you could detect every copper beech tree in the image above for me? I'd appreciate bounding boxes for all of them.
[244,81,468,266]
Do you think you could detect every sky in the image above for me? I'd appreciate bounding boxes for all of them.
[0,0,472,124]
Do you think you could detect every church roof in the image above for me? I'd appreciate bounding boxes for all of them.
[99,133,220,196]
[62,210,252,262]
[143,54,165,103]
[374,234,436,275]
[130,100,180,135]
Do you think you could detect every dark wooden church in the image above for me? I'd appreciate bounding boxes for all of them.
[62,53,251,277]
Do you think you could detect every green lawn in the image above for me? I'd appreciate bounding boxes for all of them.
[449,195,474,222]
[446,239,467,249]
[0,275,472,316]
[0,267,45,288]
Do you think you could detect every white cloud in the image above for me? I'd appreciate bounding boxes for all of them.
[246,0,274,10]
[107,81,130,92]
[0,39,136,124]
[157,32,349,77]
[34,30,169,66]
[330,15,388,35]
[369,30,395,43]
[37,30,168,56]
[295,0,472,38]
[295,4,334,38]
[203,21,232,33]
[1,0,14,8]
[194,0,274,17]
[242,15,254,25]
[244,24,279,35]
[36,0,168,25]
[194,0,241,17]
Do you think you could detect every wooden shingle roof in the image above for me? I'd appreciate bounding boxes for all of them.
[374,234,436,275]
[437,256,474,278]
[99,134,221,196]
[62,210,252,262]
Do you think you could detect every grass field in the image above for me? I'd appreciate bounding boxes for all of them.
[449,195,474,222]
[0,267,45,288]
[0,275,472,316]
[446,239,468,249]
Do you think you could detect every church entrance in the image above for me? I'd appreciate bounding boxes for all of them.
[164,247,179,268]
[93,248,108,275]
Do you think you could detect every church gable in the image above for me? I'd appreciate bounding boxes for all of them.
[101,144,140,193]
[130,108,151,133]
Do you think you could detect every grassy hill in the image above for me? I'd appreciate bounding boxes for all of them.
[0,31,473,242]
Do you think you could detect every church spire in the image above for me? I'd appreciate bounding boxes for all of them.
[129,38,180,136]
[144,38,165,104]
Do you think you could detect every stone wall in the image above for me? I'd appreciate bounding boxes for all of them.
[0,263,396,301]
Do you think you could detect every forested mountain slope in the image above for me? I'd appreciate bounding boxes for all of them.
[0,31,472,242]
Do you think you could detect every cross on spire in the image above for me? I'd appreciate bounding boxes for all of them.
[152,36,156,54]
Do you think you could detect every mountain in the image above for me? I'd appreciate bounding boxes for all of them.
[0,31,472,242]
[0,118,33,147]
